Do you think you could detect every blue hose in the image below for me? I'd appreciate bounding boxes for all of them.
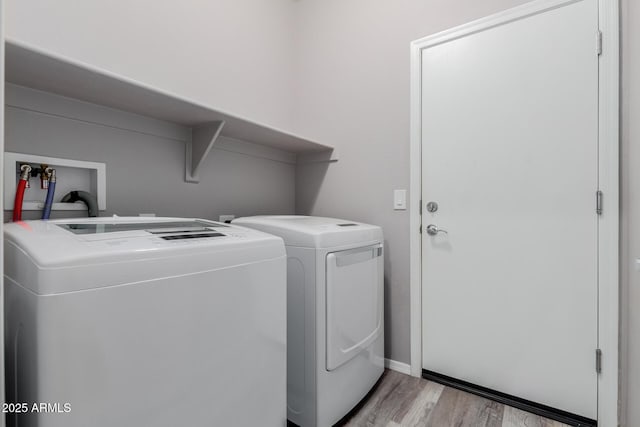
[42,179,56,220]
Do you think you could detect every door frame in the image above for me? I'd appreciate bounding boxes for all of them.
[408,0,619,425]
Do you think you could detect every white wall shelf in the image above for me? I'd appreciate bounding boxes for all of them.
[5,40,335,183]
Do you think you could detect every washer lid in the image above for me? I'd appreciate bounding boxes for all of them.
[4,217,285,295]
[4,216,283,267]
[232,215,382,248]
[57,219,222,235]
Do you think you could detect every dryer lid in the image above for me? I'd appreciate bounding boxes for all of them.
[232,216,383,248]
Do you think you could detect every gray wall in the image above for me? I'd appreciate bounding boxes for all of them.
[3,85,296,222]
[5,0,296,131]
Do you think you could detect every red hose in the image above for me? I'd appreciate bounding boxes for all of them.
[13,179,28,222]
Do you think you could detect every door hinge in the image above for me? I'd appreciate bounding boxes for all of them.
[596,30,603,55]
[596,348,602,374]
[419,199,423,234]
[596,190,603,215]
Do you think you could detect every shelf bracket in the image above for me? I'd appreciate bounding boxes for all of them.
[185,120,225,183]
[296,148,338,165]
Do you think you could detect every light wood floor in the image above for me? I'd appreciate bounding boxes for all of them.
[341,370,570,427]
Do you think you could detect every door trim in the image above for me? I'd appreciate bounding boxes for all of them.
[408,0,619,425]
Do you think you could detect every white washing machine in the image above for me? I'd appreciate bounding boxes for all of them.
[4,217,286,427]
[232,216,384,427]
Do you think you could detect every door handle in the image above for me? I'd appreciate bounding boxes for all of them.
[426,224,448,236]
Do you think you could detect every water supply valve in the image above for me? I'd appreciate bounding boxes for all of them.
[19,164,32,188]
[40,165,52,189]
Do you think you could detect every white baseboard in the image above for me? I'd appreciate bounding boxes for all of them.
[384,358,411,375]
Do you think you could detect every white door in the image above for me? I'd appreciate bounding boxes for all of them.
[421,0,598,419]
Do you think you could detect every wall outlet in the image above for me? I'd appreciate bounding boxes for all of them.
[219,215,235,223]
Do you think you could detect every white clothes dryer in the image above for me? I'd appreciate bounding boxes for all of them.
[233,216,384,427]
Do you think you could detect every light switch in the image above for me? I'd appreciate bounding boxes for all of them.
[636,258,640,272]
[394,189,407,210]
